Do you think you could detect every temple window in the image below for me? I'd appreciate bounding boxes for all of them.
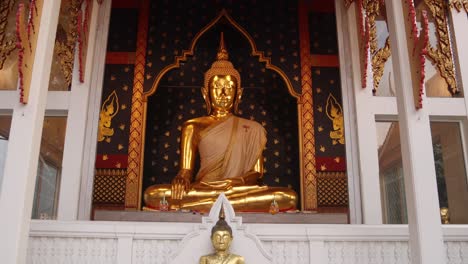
[31,117,67,220]
[430,121,468,224]
[376,121,407,224]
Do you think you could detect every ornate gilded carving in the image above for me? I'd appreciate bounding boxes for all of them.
[98,90,119,142]
[126,0,149,209]
[299,2,317,211]
[424,0,459,95]
[0,0,16,70]
[54,0,81,88]
[372,37,391,93]
[449,0,468,12]
[361,0,393,94]
[325,94,345,145]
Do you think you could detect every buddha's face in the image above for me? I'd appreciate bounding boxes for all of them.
[209,75,237,112]
[211,230,232,252]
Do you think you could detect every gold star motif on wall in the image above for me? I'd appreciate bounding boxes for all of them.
[119,124,125,130]
[121,104,127,110]
[317,106,323,112]
[293,76,299,82]
[163,155,169,160]
[316,87,321,93]
[118,144,123,150]
[124,67,130,72]
[318,126,323,132]
[320,145,326,152]
[122,85,128,91]
[334,157,341,163]
[320,164,327,171]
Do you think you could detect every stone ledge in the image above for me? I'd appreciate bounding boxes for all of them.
[94,210,348,224]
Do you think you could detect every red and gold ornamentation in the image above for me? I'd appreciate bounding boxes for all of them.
[16,0,43,104]
[424,0,459,95]
[449,0,468,12]
[125,0,149,209]
[404,0,430,109]
[299,1,317,211]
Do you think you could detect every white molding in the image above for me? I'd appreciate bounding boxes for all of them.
[335,0,362,224]
[345,3,383,224]
[0,91,70,113]
[77,0,112,220]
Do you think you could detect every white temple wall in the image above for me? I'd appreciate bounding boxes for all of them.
[27,221,468,264]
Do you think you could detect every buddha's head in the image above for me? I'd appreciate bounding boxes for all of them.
[210,206,233,252]
[202,33,242,115]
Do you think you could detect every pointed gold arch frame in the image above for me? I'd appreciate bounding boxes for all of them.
[125,8,308,210]
[143,9,300,99]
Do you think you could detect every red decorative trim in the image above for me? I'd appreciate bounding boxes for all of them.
[105,52,136,64]
[77,9,84,82]
[27,0,37,51]
[418,11,429,109]
[16,4,25,104]
[316,156,347,171]
[362,17,370,88]
[95,154,129,168]
[310,55,340,67]
[404,0,429,109]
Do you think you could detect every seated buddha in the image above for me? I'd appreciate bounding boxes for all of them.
[144,34,297,212]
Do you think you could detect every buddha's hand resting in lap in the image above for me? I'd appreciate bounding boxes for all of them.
[171,170,192,200]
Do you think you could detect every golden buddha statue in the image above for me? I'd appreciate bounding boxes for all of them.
[144,33,297,212]
[199,207,244,264]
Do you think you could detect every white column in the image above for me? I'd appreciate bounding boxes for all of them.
[77,0,112,220]
[385,0,445,263]
[57,0,102,220]
[0,1,61,263]
[450,10,468,112]
[345,3,383,224]
[335,0,363,224]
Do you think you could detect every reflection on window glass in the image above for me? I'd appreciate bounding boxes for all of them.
[0,116,12,193]
[31,117,67,220]
[376,121,407,224]
[430,122,468,224]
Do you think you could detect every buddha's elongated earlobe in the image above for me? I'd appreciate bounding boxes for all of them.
[201,86,211,114]
[234,87,243,114]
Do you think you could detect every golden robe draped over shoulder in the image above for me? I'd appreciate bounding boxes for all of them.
[196,116,266,183]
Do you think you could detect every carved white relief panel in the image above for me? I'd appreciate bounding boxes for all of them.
[132,239,181,264]
[261,240,309,264]
[445,241,468,264]
[27,237,117,264]
[326,241,410,264]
